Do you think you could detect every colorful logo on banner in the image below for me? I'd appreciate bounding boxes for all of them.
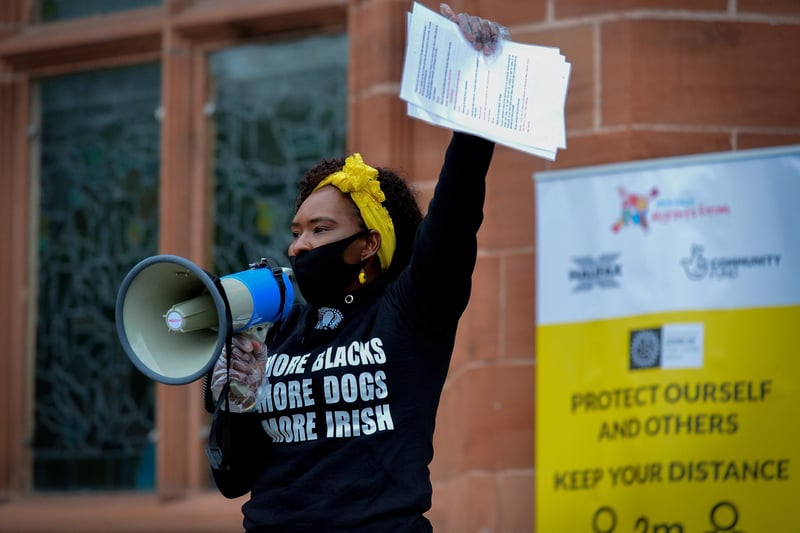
[611,187,731,234]
[611,186,658,233]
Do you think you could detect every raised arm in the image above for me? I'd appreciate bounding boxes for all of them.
[407,132,495,320]
[399,6,506,322]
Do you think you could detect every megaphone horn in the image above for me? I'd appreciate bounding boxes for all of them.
[115,254,293,385]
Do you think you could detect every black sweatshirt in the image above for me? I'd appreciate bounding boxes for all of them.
[212,132,495,532]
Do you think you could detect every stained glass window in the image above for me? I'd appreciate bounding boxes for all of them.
[209,33,348,276]
[36,0,161,22]
[34,63,160,490]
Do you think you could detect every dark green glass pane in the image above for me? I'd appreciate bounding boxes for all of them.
[35,63,160,491]
[37,0,161,22]
[210,34,348,276]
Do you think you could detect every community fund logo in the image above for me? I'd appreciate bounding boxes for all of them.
[681,244,782,281]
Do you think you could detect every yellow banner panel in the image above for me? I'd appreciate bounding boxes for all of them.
[536,305,798,532]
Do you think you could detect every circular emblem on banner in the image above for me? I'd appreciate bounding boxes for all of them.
[630,329,661,369]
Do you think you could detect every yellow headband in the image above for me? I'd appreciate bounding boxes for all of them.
[314,153,396,271]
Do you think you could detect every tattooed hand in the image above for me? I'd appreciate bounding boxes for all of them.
[440,3,510,56]
[211,332,269,412]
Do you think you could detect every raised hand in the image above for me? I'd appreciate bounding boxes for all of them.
[440,3,510,56]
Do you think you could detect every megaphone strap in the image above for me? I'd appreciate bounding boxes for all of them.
[207,380,232,471]
[202,269,234,415]
[210,273,235,413]
[207,271,236,471]
[269,265,287,343]
[205,258,292,469]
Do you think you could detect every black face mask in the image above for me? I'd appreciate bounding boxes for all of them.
[289,231,369,306]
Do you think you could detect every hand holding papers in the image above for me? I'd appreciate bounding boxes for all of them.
[439,3,509,57]
[400,3,571,161]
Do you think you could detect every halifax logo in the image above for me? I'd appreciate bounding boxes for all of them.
[569,253,622,292]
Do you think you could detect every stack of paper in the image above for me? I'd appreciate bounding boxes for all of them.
[400,2,571,161]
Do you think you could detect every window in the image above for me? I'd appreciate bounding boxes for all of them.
[2,1,349,505]
[34,63,161,490]
[210,34,348,274]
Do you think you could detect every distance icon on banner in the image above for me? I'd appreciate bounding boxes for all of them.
[592,500,743,533]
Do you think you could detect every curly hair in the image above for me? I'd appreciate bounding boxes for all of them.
[296,157,423,279]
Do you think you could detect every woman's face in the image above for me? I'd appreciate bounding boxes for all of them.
[289,185,365,263]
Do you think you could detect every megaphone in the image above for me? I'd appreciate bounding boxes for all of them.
[115,254,294,385]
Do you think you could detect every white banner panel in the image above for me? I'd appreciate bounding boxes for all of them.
[536,146,800,325]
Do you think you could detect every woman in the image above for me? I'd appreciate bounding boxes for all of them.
[208,6,505,532]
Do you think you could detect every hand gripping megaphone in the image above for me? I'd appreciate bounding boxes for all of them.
[115,254,293,385]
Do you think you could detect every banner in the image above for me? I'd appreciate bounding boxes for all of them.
[534,146,800,532]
